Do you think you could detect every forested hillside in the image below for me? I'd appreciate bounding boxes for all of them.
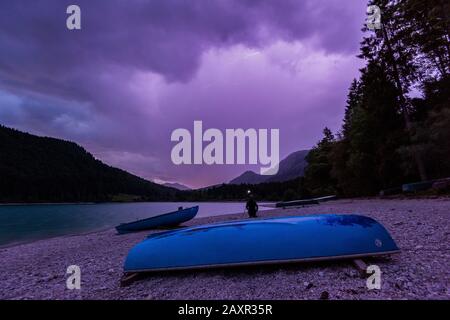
[0,125,177,202]
[303,0,450,196]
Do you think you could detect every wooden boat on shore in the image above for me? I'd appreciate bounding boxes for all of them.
[123,214,399,273]
[115,206,199,234]
[380,177,450,195]
[402,181,434,193]
[275,199,319,208]
[276,195,337,208]
[314,195,337,202]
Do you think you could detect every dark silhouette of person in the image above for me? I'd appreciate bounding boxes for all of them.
[246,195,258,218]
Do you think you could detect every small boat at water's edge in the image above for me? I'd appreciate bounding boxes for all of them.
[116,206,199,234]
[275,195,337,208]
[123,214,399,273]
[275,198,319,208]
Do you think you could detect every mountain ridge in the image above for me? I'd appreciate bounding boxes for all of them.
[229,149,309,185]
[0,125,177,203]
[163,182,191,191]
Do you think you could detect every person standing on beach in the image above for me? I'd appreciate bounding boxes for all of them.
[246,193,258,218]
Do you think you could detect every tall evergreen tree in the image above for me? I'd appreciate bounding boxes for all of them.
[342,79,363,139]
[360,0,427,180]
[331,62,409,195]
[304,127,337,196]
[400,0,450,79]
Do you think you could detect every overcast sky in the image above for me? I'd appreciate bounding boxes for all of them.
[0,0,368,188]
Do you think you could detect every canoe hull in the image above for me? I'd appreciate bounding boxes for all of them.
[124,214,399,273]
[116,206,198,234]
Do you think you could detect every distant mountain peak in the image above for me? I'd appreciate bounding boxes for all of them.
[229,170,268,185]
[229,149,309,185]
[163,182,191,191]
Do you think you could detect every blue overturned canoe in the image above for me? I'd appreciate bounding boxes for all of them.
[116,206,199,234]
[123,214,399,273]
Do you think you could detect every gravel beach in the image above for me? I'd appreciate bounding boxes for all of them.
[0,198,449,300]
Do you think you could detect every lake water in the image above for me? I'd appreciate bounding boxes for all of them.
[0,202,272,246]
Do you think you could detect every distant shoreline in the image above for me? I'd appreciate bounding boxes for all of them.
[1,193,448,206]
[0,200,277,206]
[0,202,97,206]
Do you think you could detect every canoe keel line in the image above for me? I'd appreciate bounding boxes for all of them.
[121,214,399,285]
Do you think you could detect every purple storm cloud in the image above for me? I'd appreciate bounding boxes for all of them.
[0,0,367,188]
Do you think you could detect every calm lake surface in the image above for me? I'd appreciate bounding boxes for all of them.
[0,202,272,246]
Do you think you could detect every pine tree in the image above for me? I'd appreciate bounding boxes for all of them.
[400,0,450,79]
[360,0,427,180]
[304,128,337,196]
[342,79,362,139]
[330,62,409,195]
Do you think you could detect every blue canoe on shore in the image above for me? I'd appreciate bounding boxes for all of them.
[123,214,399,273]
[116,206,199,234]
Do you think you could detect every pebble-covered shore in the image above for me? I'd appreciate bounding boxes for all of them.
[0,198,449,300]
